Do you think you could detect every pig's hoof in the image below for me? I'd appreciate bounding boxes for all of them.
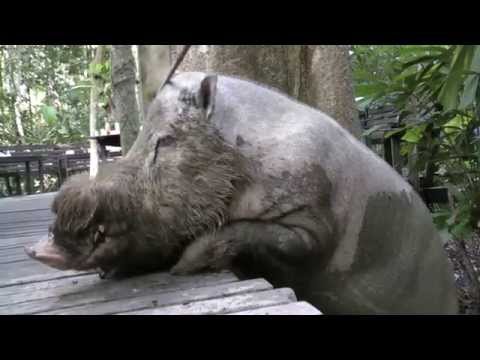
[169,266,187,276]
[98,268,117,279]
[170,263,194,275]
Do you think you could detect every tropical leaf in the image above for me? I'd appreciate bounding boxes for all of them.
[401,55,440,71]
[397,46,448,57]
[40,105,57,125]
[439,46,475,111]
[402,124,428,144]
[400,142,416,156]
[70,85,92,91]
[470,46,480,73]
[385,127,406,138]
[459,74,479,110]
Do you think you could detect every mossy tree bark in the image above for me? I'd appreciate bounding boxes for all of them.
[112,45,140,155]
[298,45,361,138]
[172,45,360,138]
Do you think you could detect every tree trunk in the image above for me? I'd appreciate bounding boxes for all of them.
[111,45,141,155]
[173,45,301,97]
[172,45,360,137]
[131,46,144,124]
[137,45,171,116]
[0,47,5,135]
[298,45,361,138]
[0,47,3,112]
[5,46,26,144]
[89,45,105,179]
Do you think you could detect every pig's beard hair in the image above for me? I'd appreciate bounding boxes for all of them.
[52,128,250,268]
[141,129,251,242]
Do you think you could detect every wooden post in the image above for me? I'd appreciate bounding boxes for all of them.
[57,157,64,188]
[384,137,402,174]
[38,159,44,193]
[64,155,70,179]
[98,143,108,161]
[25,161,32,194]
[4,176,12,196]
[14,174,21,195]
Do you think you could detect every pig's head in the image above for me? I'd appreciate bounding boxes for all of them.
[25,169,138,272]
[26,72,250,274]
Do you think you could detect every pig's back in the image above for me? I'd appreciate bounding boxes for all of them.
[214,74,458,313]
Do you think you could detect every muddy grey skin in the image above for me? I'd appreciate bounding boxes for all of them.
[27,72,458,314]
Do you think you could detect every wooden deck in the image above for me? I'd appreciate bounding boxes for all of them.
[0,192,321,315]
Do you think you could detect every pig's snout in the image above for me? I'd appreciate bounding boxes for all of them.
[25,246,36,259]
[24,236,70,270]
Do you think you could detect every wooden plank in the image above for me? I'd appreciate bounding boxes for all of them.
[0,192,55,204]
[0,246,34,259]
[0,213,53,223]
[0,269,93,288]
[0,210,54,224]
[0,223,51,236]
[0,271,234,303]
[118,288,297,315]
[0,225,50,235]
[0,229,48,240]
[0,255,29,265]
[0,221,53,232]
[0,193,56,213]
[0,274,106,306]
[0,260,61,283]
[231,301,322,315]
[0,271,238,315]
[0,241,33,262]
[40,279,273,315]
[0,202,52,213]
[0,235,44,249]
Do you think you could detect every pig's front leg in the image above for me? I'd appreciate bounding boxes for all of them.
[170,220,328,285]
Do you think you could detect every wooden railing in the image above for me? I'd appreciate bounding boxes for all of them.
[0,139,121,197]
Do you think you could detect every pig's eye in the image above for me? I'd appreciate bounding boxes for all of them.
[94,229,106,246]
[156,135,176,148]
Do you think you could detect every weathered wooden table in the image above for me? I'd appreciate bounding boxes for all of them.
[0,192,321,315]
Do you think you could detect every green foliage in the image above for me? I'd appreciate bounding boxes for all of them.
[0,45,111,146]
[352,45,480,240]
[41,105,57,124]
[402,124,427,144]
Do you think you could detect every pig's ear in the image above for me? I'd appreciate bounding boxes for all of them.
[197,75,217,120]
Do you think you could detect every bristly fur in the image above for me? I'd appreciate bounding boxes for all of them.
[49,115,251,274]
[139,124,251,240]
